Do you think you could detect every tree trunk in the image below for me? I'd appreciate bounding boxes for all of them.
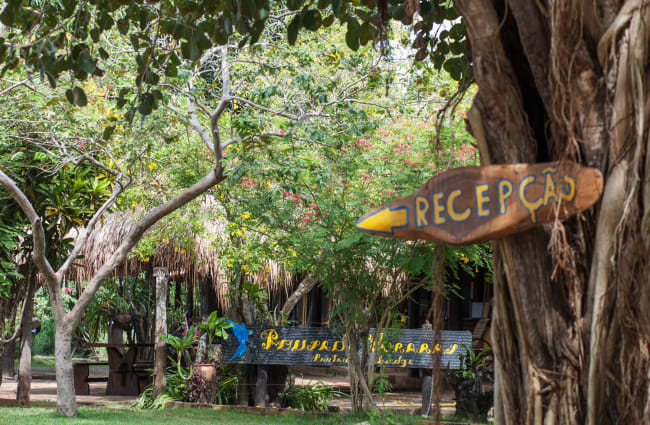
[185,281,194,322]
[455,0,650,423]
[17,264,37,405]
[153,267,168,399]
[2,340,15,379]
[54,324,76,416]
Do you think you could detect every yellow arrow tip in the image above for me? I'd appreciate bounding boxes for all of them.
[356,206,409,234]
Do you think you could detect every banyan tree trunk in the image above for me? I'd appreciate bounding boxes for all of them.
[455,0,650,424]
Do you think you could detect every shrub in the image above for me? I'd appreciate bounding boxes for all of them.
[279,378,344,412]
[32,317,55,355]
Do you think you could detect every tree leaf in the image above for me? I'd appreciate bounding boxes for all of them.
[137,93,154,115]
[415,47,428,61]
[345,19,360,51]
[102,125,115,140]
[78,50,96,74]
[72,86,87,106]
[287,15,301,45]
[302,9,322,31]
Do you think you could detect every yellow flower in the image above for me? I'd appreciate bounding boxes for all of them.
[241,264,248,271]
[180,249,185,254]
[148,163,157,171]
[132,201,138,208]
[219,193,225,199]
[235,230,243,237]
[292,252,297,257]
[142,257,150,262]
[241,212,251,219]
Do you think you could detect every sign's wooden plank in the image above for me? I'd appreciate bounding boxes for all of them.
[356,161,603,245]
[221,327,471,369]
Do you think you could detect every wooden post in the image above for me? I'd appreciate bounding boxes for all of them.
[254,365,268,407]
[153,267,168,399]
[421,320,433,416]
[421,370,433,416]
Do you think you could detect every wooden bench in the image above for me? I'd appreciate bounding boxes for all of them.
[73,361,109,395]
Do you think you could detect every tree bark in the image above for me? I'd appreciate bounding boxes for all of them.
[54,325,76,416]
[153,267,168,399]
[456,0,650,424]
[2,340,15,379]
[17,264,37,405]
[280,274,317,318]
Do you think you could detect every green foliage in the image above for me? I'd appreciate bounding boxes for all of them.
[214,374,239,405]
[134,366,191,409]
[32,317,56,356]
[0,222,23,297]
[455,344,492,381]
[82,275,151,343]
[280,378,345,412]
[160,328,197,380]
[198,311,233,347]
[0,1,468,128]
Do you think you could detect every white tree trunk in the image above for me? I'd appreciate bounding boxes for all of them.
[16,266,36,405]
[54,325,76,416]
[153,267,168,398]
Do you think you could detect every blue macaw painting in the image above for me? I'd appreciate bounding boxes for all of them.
[226,320,253,361]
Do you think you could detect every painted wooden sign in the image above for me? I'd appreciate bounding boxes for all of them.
[356,161,603,245]
[221,326,471,369]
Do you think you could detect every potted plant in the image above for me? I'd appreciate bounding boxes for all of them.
[190,312,233,404]
[199,311,233,362]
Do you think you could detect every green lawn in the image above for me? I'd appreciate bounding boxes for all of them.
[0,406,476,425]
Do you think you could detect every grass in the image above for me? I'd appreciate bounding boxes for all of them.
[0,406,482,425]
[13,356,57,369]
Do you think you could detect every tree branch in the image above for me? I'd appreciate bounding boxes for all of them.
[281,274,318,317]
[68,166,225,323]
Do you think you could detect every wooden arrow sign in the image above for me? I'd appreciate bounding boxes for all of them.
[356,161,603,245]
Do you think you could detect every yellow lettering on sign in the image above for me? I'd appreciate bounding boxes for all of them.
[560,177,576,201]
[307,340,320,350]
[291,340,307,351]
[497,180,513,215]
[332,341,345,352]
[405,343,416,353]
[432,192,446,224]
[318,341,329,351]
[444,344,458,354]
[519,175,544,223]
[278,339,291,350]
[261,329,278,349]
[313,354,321,362]
[415,196,430,228]
[418,343,430,354]
[475,184,491,217]
[394,342,404,353]
[542,167,558,205]
[447,189,471,221]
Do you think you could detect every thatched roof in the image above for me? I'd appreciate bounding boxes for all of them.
[68,209,296,310]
